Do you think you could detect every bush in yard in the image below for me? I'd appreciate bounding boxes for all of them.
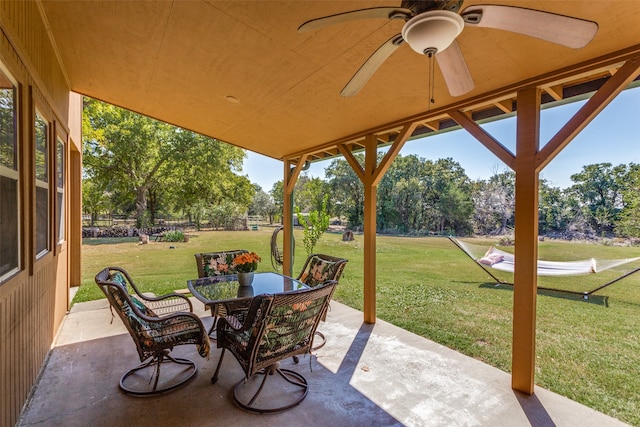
[163,230,185,242]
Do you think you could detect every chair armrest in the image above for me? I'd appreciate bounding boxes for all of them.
[156,310,206,330]
[138,292,193,315]
[149,311,210,358]
[108,266,193,315]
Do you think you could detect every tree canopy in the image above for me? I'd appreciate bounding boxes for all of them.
[82,98,252,228]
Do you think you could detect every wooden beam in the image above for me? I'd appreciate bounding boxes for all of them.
[283,45,640,163]
[284,154,308,195]
[423,120,440,131]
[495,100,513,114]
[536,57,640,171]
[448,110,516,170]
[372,122,418,186]
[542,84,564,101]
[512,87,540,395]
[337,144,365,182]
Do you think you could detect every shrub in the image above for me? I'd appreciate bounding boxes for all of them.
[163,230,185,242]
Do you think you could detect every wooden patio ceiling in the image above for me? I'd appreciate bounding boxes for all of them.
[37,1,640,165]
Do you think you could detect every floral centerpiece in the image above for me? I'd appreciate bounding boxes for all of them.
[232,252,261,273]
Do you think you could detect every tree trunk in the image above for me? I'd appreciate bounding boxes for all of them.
[148,188,157,224]
[136,186,148,229]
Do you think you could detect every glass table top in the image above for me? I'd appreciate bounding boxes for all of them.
[187,272,308,305]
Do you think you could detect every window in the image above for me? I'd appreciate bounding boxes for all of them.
[35,110,49,258]
[0,66,19,280]
[56,137,65,243]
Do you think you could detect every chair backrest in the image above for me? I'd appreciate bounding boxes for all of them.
[194,249,249,278]
[95,267,161,361]
[241,280,337,377]
[296,253,348,287]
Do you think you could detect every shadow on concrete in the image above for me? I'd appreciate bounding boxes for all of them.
[514,390,557,427]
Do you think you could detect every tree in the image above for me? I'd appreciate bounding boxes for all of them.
[538,179,574,234]
[165,128,252,226]
[295,175,331,214]
[569,163,626,235]
[615,163,640,237]
[296,195,330,256]
[248,185,277,223]
[269,181,284,223]
[427,158,473,235]
[471,170,515,235]
[81,178,111,226]
[83,98,250,228]
[376,155,473,235]
[325,155,364,229]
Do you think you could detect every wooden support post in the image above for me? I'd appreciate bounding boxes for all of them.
[282,155,308,277]
[362,135,377,324]
[282,160,294,277]
[339,124,417,324]
[512,87,540,395]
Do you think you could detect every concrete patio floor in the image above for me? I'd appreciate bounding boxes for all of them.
[19,298,627,427]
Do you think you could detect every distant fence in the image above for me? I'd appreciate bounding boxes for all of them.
[82,216,258,238]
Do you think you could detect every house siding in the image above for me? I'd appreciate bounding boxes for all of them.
[0,1,81,425]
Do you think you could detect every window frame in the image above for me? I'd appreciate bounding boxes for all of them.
[34,107,50,260]
[55,133,66,246]
[0,63,20,283]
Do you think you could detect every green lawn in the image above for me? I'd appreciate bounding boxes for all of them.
[78,228,640,426]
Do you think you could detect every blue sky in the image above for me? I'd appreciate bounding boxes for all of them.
[243,85,640,192]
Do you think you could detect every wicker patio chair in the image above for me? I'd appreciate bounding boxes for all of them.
[194,249,249,278]
[194,249,251,335]
[211,280,337,413]
[296,253,348,349]
[95,267,210,396]
[103,266,192,316]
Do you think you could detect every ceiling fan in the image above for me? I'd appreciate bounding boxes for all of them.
[298,1,598,98]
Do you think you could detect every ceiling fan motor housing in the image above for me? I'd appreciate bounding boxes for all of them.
[401,10,464,55]
[401,0,464,14]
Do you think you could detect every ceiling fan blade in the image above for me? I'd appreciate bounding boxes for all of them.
[298,7,413,33]
[435,40,474,97]
[461,5,598,49]
[341,34,404,97]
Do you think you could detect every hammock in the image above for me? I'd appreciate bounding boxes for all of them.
[449,236,640,298]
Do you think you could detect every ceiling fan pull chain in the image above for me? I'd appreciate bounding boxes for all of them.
[427,50,436,108]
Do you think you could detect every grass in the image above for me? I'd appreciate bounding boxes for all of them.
[78,228,640,426]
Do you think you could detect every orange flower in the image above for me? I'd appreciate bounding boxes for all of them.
[232,252,261,273]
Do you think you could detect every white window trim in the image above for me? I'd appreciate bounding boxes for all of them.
[35,109,49,259]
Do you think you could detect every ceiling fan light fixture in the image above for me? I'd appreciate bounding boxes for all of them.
[401,10,464,55]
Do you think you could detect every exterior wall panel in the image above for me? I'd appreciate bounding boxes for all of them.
[0,1,80,425]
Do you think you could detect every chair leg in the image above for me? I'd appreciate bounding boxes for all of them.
[120,353,197,396]
[211,348,226,384]
[232,365,309,413]
[207,316,218,338]
[311,330,326,350]
[293,330,325,364]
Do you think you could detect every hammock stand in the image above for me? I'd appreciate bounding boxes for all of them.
[449,236,640,299]
[270,225,294,271]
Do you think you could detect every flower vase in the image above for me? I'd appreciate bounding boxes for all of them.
[237,271,254,287]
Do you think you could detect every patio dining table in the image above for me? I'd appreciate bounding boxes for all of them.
[187,272,309,332]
